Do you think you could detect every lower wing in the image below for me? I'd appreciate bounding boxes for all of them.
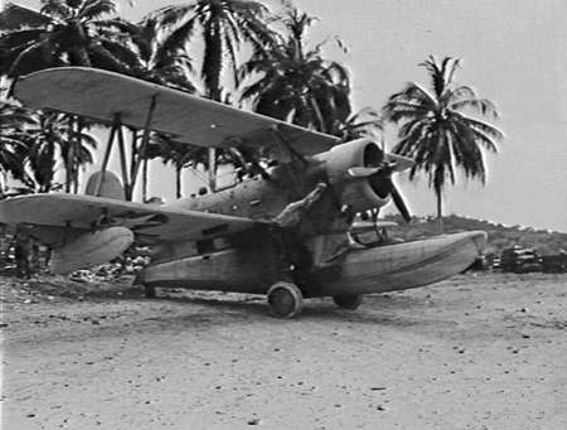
[0,193,261,273]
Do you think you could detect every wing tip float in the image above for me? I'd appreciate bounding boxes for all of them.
[49,226,134,274]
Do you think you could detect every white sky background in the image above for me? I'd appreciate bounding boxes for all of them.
[8,0,567,232]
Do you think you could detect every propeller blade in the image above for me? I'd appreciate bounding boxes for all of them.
[387,178,412,223]
[348,158,412,223]
[347,166,382,178]
[386,153,414,172]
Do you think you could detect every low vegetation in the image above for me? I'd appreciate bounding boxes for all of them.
[385,214,567,255]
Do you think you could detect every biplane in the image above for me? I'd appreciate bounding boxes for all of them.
[0,67,487,318]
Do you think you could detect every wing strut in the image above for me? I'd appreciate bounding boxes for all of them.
[129,94,158,200]
[95,114,118,195]
[117,119,129,190]
[270,126,309,194]
[270,125,309,166]
[94,113,131,197]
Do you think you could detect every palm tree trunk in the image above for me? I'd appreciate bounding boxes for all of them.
[206,85,221,193]
[73,117,83,193]
[309,97,327,133]
[0,171,6,196]
[436,190,444,234]
[142,157,148,202]
[64,159,71,192]
[176,165,182,199]
[73,171,79,193]
[208,147,216,192]
[65,117,74,193]
[77,47,92,67]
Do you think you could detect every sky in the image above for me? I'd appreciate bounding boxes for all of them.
[7,0,567,232]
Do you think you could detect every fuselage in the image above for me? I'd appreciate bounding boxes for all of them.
[137,145,487,298]
[166,163,318,222]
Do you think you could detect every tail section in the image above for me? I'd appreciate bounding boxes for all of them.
[85,171,125,200]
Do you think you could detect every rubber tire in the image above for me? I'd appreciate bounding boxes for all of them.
[333,293,363,310]
[267,281,304,318]
[144,284,156,299]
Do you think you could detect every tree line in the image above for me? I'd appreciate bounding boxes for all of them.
[0,0,503,224]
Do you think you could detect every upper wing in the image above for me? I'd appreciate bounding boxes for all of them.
[13,67,339,157]
[0,193,261,245]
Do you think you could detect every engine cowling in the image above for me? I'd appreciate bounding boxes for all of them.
[324,138,391,213]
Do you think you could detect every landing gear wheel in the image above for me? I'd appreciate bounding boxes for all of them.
[333,293,363,310]
[267,281,304,318]
[144,284,156,299]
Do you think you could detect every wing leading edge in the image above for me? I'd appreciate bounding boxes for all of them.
[13,67,339,157]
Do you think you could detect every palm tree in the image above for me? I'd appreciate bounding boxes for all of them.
[0,100,32,193]
[19,110,95,193]
[148,0,275,191]
[100,17,198,201]
[58,116,98,193]
[383,56,504,231]
[149,0,274,100]
[20,111,68,192]
[154,136,207,199]
[0,0,135,80]
[0,1,137,197]
[0,101,97,194]
[127,16,196,92]
[333,107,384,143]
[239,6,352,135]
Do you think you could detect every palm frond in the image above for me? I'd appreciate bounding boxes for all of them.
[0,2,53,29]
[444,57,461,86]
[453,112,505,141]
[450,97,499,119]
[8,37,53,76]
[95,17,139,35]
[40,0,70,22]
[159,16,197,53]
[145,4,195,29]
[448,84,477,100]
[79,0,117,21]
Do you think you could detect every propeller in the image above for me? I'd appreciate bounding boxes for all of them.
[347,156,413,224]
[385,176,412,223]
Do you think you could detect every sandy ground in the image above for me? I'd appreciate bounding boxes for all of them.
[1,272,566,430]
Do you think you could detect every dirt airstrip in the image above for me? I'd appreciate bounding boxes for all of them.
[1,272,566,429]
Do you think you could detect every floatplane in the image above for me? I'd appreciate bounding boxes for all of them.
[0,67,486,317]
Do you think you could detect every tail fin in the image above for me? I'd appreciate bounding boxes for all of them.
[85,171,125,200]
